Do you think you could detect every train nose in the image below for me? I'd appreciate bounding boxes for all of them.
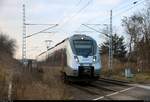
[78,56,93,63]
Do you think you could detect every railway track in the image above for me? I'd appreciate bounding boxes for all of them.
[98,78,130,86]
[67,78,132,100]
[89,83,117,92]
[100,77,130,83]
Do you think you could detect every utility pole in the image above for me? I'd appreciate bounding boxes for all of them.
[21,4,58,64]
[45,40,52,59]
[109,9,113,77]
[45,40,52,50]
[22,4,27,65]
[103,24,110,70]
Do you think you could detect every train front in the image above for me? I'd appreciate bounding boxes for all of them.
[68,35,101,81]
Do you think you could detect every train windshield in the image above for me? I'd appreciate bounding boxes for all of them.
[73,40,94,57]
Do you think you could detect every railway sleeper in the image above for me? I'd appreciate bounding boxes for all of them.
[100,77,129,83]
[89,84,117,92]
[98,79,130,87]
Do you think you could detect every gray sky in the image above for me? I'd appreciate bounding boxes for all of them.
[0,0,146,59]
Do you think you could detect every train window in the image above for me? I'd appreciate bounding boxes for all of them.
[73,40,94,57]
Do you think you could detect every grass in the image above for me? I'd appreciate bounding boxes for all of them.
[0,66,7,100]
[111,72,150,84]
[12,66,72,100]
[0,53,15,100]
[101,54,150,84]
[129,73,150,84]
[0,53,72,100]
[101,68,150,84]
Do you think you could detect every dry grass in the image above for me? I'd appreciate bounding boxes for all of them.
[0,50,72,100]
[101,54,150,84]
[0,66,8,100]
[129,73,150,84]
[13,66,72,100]
[101,54,127,77]
[112,72,150,84]
[0,51,17,100]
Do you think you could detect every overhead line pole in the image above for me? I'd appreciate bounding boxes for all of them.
[109,10,113,78]
[22,4,26,64]
[22,4,58,63]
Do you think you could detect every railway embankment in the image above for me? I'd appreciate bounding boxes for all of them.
[100,55,150,84]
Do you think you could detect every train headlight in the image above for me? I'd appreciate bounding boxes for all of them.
[74,56,79,62]
[93,56,96,62]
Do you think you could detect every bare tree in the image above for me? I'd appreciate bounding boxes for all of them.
[122,3,150,72]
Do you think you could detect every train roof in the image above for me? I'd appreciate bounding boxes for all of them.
[37,38,68,57]
[37,34,95,57]
[70,34,94,41]
[38,50,47,56]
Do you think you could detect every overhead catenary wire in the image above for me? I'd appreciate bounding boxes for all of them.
[57,0,83,24]
[111,0,138,12]
[74,23,105,34]
[25,23,58,25]
[82,24,110,37]
[57,0,93,30]
[25,24,58,38]
[76,0,82,6]
[24,0,83,38]
[76,0,146,38]
[75,0,144,35]
[86,0,133,24]
[112,0,145,18]
[99,0,145,24]
[112,2,131,11]
[84,0,145,25]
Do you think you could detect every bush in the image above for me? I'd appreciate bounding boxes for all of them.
[0,32,17,100]
[0,33,16,57]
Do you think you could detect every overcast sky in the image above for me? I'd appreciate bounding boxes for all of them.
[0,0,146,59]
